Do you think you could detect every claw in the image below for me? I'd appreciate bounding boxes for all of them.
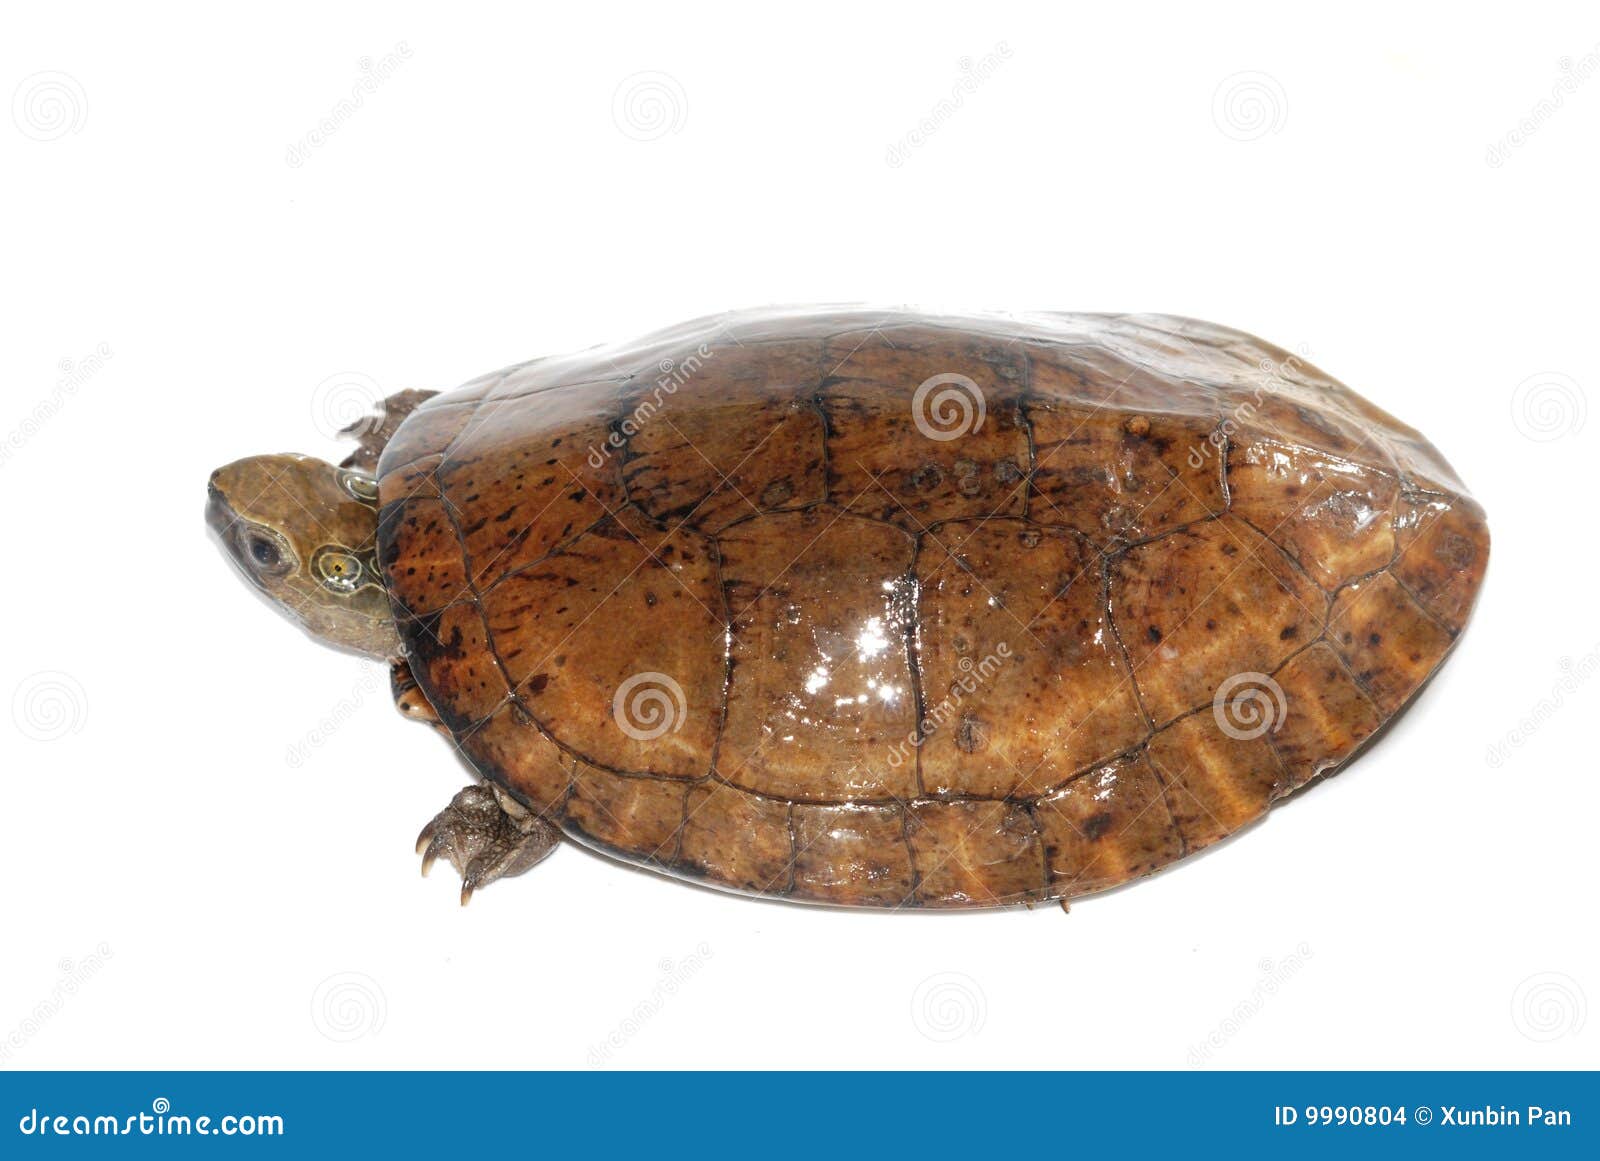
[413,784,562,904]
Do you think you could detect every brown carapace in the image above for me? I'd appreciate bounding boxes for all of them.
[219,308,1490,908]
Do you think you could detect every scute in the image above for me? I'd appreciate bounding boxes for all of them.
[375,307,1489,908]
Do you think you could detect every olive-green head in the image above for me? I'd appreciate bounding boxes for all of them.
[207,453,399,658]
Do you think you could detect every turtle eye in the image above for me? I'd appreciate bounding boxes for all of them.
[241,529,292,578]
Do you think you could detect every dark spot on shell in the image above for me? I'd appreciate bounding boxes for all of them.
[1280,625,1298,640]
[910,464,943,491]
[1147,625,1162,643]
[954,714,987,754]
[1368,632,1382,646]
[761,478,794,507]
[1083,812,1114,841]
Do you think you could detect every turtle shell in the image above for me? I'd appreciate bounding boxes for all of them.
[375,308,1488,908]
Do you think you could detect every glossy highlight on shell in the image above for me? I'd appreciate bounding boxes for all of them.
[366,307,1489,908]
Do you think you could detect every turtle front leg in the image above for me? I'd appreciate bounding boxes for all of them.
[390,658,445,731]
[416,783,561,905]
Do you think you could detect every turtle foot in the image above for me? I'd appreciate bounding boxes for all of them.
[416,784,560,904]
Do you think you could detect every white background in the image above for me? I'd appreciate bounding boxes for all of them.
[2,2,1596,1070]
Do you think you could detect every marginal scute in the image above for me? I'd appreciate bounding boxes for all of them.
[1268,643,1383,788]
[1145,711,1287,850]
[1391,492,1488,632]
[790,803,915,906]
[680,783,793,894]
[400,601,509,732]
[563,763,685,863]
[378,307,1488,907]
[379,496,469,616]
[1328,572,1454,715]
[1035,753,1185,897]
[458,702,572,814]
[906,800,1044,907]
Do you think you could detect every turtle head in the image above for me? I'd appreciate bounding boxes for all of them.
[206,453,400,659]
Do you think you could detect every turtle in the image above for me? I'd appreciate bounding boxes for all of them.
[205,307,1488,908]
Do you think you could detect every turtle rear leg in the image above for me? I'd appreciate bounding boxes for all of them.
[417,783,561,905]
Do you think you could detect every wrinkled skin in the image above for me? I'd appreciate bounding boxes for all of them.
[211,308,1490,909]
